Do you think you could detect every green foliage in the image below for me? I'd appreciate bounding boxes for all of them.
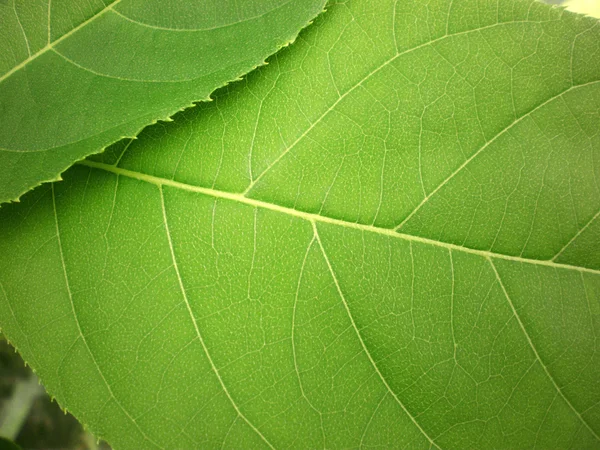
[1,0,600,448]
[0,0,326,204]
[0,437,22,450]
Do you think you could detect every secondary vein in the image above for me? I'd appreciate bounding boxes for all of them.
[0,0,123,85]
[159,186,276,450]
[52,184,162,449]
[489,258,600,441]
[314,222,441,449]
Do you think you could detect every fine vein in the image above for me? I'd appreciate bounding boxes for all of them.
[552,208,600,261]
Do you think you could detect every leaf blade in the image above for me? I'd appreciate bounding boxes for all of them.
[0,0,327,203]
[1,0,599,448]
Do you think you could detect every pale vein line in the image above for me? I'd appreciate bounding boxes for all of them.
[247,207,258,301]
[79,160,600,277]
[359,391,388,448]
[51,48,193,83]
[1,111,146,154]
[417,110,427,198]
[0,0,123,84]
[248,99,264,183]
[488,258,600,441]
[449,249,457,361]
[114,137,136,167]
[159,186,276,450]
[446,0,454,35]
[13,0,31,57]
[47,0,51,45]
[373,112,391,225]
[291,233,325,447]
[51,184,162,449]
[313,222,441,449]
[580,271,598,350]
[220,416,238,450]
[242,20,548,195]
[392,0,399,53]
[520,148,553,257]
[395,80,600,231]
[409,242,416,338]
[248,79,278,183]
[552,208,600,262]
[110,0,294,33]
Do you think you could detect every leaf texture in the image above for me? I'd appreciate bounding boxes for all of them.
[1,0,600,448]
[0,0,326,204]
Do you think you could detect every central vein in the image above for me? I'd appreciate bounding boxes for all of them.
[78,160,600,276]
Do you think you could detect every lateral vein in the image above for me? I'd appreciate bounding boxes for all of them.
[52,184,163,449]
[489,258,600,441]
[0,0,123,84]
[159,186,276,450]
[313,222,441,449]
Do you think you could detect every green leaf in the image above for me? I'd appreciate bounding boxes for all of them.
[1,0,600,448]
[0,0,326,204]
[0,437,22,450]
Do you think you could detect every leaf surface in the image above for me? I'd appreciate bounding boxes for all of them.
[1,0,600,448]
[0,0,326,204]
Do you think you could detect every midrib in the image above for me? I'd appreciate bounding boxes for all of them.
[79,159,600,276]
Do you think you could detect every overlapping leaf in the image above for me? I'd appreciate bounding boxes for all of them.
[0,0,326,203]
[1,0,599,448]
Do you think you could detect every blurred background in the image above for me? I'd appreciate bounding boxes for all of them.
[545,0,600,15]
[0,0,598,449]
[0,335,111,449]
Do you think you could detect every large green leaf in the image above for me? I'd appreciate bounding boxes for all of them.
[1,0,600,448]
[0,0,326,204]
